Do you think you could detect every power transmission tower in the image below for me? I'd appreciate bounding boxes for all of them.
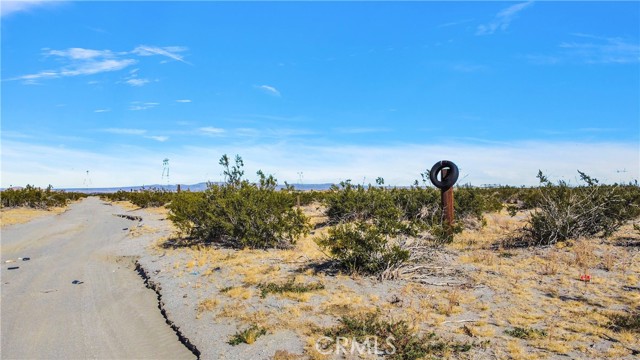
[162,158,170,184]
[83,170,92,189]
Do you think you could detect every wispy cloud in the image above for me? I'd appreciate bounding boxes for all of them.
[129,102,159,111]
[9,44,189,84]
[256,85,281,97]
[94,109,111,113]
[14,58,136,83]
[438,19,473,28]
[524,33,639,65]
[198,127,225,135]
[476,1,533,36]
[558,33,640,64]
[176,99,192,103]
[132,45,190,64]
[45,47,113,60]
[145,135,169,142]
[101,128,147,135]
[1,0,60,18]
[125,78,150,87]
[334,127,391,134]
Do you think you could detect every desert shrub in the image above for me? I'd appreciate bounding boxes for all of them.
[1,185,86,209]
[316,220,410,275]
[504,327,547,339]
[521,171,640,245]
[168,155,310,249]
[321,312,475,360]
[455,187,503,216]
[318,181,499,275]
[324,181,400,225]
[100,188,174,208]
[228,324,267,345]
[258,278,324,298]
[293,190,325,206]
[607,311,640,333]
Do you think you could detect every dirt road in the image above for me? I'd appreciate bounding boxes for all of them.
[1,197,195,359]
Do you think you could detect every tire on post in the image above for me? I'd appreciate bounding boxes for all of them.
[429,160,459,189]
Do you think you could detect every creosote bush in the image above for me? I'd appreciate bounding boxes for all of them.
[520,171,640,246]
[317,220,410,276]
[101,188,174,208]
[168,155,310,249]
[1,185,86,209]
[504,327,548,340]
[321,312,475,360]
[228,324,267,345]
[258,278,324,298]
[607,311,640,333]
[317,180,498,276]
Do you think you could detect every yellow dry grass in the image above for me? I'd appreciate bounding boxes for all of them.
[149,202,640,359]
[0,206,66,228]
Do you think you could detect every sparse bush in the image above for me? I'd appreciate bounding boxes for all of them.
[505,327,548,339]
[318,181,501,275]
[520,171,640,246]
[316,220,410,276]
[607,311,640,333]
[1,185,86,209]
[258,278,324,298]
[168,155,310,249]
[321,312,475,360]
[228,324,267,345]
[100,188,174,208]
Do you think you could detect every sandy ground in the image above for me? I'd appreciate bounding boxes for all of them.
[0,206,68,228]
[2,198,638,360]
[125,205,639,360]
[0,197,195,359]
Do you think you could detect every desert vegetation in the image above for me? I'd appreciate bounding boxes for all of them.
[100,188,174,208]
[99,157,639,359]
[1,184,86,209]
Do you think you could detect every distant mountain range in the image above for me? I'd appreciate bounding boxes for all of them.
[61,182,336,193]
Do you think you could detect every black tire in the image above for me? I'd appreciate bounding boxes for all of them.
[429,160,459,189]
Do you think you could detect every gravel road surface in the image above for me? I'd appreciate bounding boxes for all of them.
[1,197,195,359]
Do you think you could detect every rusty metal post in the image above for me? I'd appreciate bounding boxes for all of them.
[441,168,455,228]
[177,184,181,193]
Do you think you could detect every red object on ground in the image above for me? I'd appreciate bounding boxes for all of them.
[580,274,591,282]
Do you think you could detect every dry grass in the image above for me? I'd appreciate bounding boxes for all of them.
[0,206,67,228]
[149,203,640,359]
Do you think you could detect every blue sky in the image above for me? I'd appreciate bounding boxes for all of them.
[2,1,639,188]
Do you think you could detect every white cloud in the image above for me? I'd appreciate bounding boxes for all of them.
[101,128,147,135]
[132,45,190,64]
[176,99,192,103]
[13,58,136,82]
[46,47,113,60]
[125,78,150,87]
[129,102,159,111]
[145,135,169,142]
[476,1,533,36]
[1,0,59,17]
[559,34,640,64]
[11,44,189,84]
[257,85,281,97]
[523,33,640,66]
[94,109,110,113]
[438,19,474,28]
[3,139,638,188]
[198,127,225,135]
